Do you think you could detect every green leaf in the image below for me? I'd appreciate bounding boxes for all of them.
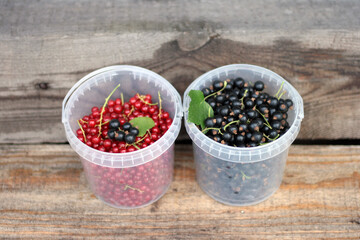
[129,117,155,137]
[187,90,214,130]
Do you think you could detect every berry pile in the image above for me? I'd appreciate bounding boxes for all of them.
[82,148,173,208]
[75,87,174,208]
[76,93,172,152]
[200,78,293,147]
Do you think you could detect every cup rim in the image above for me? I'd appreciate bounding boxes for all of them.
[63,65,183,167]
[183,64,304,163]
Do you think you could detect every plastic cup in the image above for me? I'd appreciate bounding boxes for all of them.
[62,65,182,209]
[183,64,304,206]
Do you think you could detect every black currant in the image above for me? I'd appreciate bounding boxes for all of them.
[267,97,279,108]
[278,103,288,113]
[201,88,212,97]
[246,109,258,119]
[204,117,216,128]
[255,98,264,106]
[254,81,265,91]
[228,94,238,103]
[248,121,260,132]
[213,134,222,143]
[219,106,230,117]
[268,129,279,139]
[285,99,293,108]
[271,111,283,121]
[271,120,282,130]
[227,125,238,135]
[213,80,224,90]
[122,122,132,131]
[244,98,255,109]
[235,134,245,144]
[213,115,223,127]
[206,98,216,109]
[129,127,139,136]
[234,77,245,88]
[232,106,242,117]
[251,131,263,143]
[124,133,136,144]
[258,104,270,114]
[115,130,125,141]
[238,113,248,123]
[253,118,264,129]
[109,119,120,129]
[238,123,248,132]
[222,132,233,142]
[215,94,226,104]
[107,129,116,139]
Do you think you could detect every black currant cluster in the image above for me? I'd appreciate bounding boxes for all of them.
[107,119,139,144]
[201,78,293,147]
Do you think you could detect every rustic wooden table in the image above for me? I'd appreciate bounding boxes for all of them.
[1,144,359,239]
[1,0,360,239]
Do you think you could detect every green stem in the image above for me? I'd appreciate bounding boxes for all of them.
[264,134,280,141]
[255,109,272,129]
[98,84,121,137]
[77,120,87,142]
[201,127,222,135]
[137,93,158,106]
[158,91,162,118]
[124,184,143,193]
[278,90,286,100]
[120,92,124,105]
[223,120,239,131]
[204,81,227,101]
[241,171,251,180]
[275,81,284,98]
[240,89,248,110]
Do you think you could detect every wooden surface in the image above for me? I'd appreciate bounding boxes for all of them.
[1,0,360,143]
[0,144,359,239]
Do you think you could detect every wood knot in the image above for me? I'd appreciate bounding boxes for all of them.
[35,82,50,90]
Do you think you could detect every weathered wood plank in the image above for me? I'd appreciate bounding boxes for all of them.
[0,1,360,143]
[0,144,359,239]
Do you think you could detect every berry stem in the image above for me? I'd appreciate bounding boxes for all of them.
[201,127,222,134]
[240,89,248,110]
[240,170,251,180]
[264,134,280,141]
[95,120,110,127]
[204,81,227,101]
[158,91,163,118]
[224,120,239,131]
[127,106,135,117]
[77,120,87,142]
[98,84,121,137]
[124,184,144,193]
[275,81,284,98]
[278,90,286,100]
[120,92,124,105]
[137,93,158,106]
[255,109,272,129]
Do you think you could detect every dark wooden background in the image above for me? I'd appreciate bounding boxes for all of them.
[1,0,359,143]
[1,1,360,239]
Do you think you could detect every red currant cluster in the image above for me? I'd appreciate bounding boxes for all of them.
[82,148,173,207]
[76,93,173,152]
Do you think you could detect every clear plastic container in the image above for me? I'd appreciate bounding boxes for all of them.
[62,65,182,209]
[183,64,304,206]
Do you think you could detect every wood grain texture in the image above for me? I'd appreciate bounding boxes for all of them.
[0,144,359,239]
[0,0,360,143]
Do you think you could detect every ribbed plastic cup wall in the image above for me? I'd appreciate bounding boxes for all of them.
[62,65,182,209]
[183,64,304,206]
